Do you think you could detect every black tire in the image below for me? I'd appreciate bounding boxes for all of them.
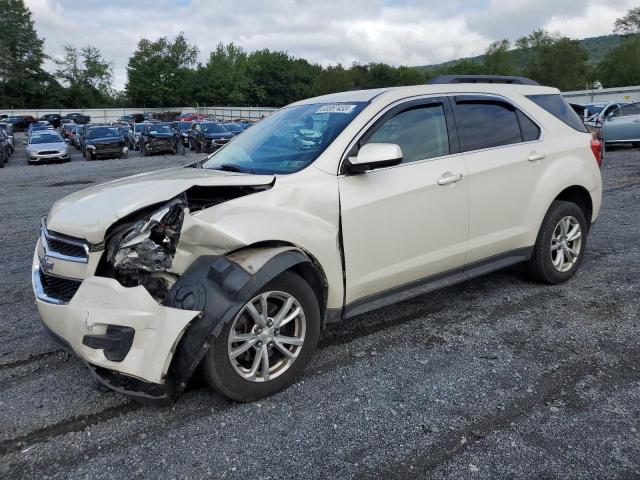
[85,150,93,161]
[632,142,640,149]
[188,139,194,151]
[202,271,321,402]
[525,200,587,284]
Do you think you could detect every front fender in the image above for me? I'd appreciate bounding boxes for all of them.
[164,247,314,399]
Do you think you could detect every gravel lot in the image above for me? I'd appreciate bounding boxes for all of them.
[1,134,639,479]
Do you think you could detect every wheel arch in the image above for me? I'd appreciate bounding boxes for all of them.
[553,185,593,230]
[163,244,332,399]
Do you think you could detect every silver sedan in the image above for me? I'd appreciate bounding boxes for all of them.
[24,131,71,165]
[602,102,640,148]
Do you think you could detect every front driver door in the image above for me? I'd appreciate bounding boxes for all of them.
[339,97,469,310]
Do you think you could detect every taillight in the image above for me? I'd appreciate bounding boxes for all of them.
[590,138,602,167]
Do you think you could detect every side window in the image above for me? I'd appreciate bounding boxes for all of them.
[456,100,522,151]
[516,110,541,142]
[619,103,640,117]
[365,104,449,163]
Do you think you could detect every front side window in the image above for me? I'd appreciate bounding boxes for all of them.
[616,103,640,117]
[456,101,522,151]
[201,102,367,174]
[364,104,450,163]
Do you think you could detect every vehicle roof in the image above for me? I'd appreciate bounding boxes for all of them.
[291,83,559,107]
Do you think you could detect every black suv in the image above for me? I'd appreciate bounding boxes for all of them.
[39,114,62,128]
[188,121,234,152]
[84,125,128,160]
[139,122,178,156]
[63,113,91,125]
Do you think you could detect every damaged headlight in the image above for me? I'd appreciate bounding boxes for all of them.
[107,197,186,272]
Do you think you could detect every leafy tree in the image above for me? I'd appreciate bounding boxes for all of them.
[55,45,113,107]
[614,6,640,35]
[126,33,198,107]
[0,0,48,108]
[195,43,249,105]
[516,30,589,90]
[483,39,515,75]
[598,7,640,87]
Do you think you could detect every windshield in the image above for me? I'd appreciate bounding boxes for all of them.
[176,121,191,131]
[30,133,62,144]
[134,123,146,132]
[87,127,119,139]
[146,124,173,134]
[201,102,367,174]
[202,123,227,134]
[585,104,606,116]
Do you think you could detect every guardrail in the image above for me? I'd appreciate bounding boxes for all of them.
[0,106,277,124]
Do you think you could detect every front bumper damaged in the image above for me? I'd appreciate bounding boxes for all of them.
[32,251,200,404]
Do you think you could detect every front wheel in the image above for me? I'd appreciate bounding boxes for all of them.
[202,271,321,402]
[525,200,587,284]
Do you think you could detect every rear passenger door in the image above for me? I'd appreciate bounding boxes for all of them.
[451,95,543,265]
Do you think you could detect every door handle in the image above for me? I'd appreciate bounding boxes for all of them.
[437,172,463,185]
[528,152,546,161]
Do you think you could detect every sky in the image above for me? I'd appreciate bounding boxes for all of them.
[25,0,639,90]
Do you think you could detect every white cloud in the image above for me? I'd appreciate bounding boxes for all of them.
[23,0,636,90]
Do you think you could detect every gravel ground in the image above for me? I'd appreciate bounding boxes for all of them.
[1,134,639,479]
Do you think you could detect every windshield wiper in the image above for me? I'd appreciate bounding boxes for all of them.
[216,164,255,174]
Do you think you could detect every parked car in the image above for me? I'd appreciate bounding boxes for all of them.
[0,122,14,154]
[39,113,62,129]
[24,130,70,165]
[5,115,34,132]
[27,121,52,137]
[0,130,11,166]
[222,122,248,136]
[118,125,132,145]
[171,121,192,146]
[63,112,91,125]
[177,112,206,121]
[83,125,128,160]
[602,102,640,148]
[31,75,602,404]
[139,122,179,156]
[188,121,234,152]
[131,122,149,150]
[583,102,628,128]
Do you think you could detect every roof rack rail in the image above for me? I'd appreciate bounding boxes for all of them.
[427,75,540,86]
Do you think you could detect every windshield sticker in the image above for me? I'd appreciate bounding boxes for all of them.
[315,104,357,114]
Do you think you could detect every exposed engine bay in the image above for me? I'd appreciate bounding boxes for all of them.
[99,184,273,302]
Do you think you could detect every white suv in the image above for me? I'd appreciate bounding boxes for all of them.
[32,76,602,404]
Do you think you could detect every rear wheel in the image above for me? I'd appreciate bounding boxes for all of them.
[525,200,587,284]
[202,271,321,402]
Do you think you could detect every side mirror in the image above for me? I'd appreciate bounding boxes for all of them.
[345,143,403,174]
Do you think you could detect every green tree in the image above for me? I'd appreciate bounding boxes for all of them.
[195,43,249,105]
[126,33,198,107]
[614,6,640,35]
[597,7,640,87]
[483,39,516,75]
[55,45,113,107]
[0,0,48,107]
[516,30,589,90]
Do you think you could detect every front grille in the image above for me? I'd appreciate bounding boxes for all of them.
[37,150,59,155]
[46,236,87,258]
[39,269,82,303]
[41,223,89,262]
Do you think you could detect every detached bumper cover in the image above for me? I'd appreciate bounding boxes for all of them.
[32,252,200,399]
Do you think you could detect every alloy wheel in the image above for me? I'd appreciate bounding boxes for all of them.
[227,291,306,383]
[550,215,582,272]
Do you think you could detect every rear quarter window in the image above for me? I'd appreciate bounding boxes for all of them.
[526,94,588,133]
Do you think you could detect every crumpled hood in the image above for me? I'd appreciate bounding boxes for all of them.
[46,167,275,244]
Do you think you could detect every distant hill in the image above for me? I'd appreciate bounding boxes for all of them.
[414,34,623,74]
